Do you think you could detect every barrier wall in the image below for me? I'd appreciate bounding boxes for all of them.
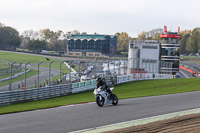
[179,66,199,77]
[0,73,173,106]
[72,80,96,93]
[117,73,173,84]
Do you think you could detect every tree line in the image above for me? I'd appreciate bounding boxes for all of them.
[1,22,199,54]
[180,28,200,54]
[0,23,68,53]
[21,29,67,53]
[116,28,200,55]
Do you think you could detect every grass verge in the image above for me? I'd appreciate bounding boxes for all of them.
[0,51,69,73]
[0,78,200,114]
[0,69,40,87]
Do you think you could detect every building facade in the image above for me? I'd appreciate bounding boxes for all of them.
[128,40,160,74]
[67,34,117,57]
[160,32,181,74]
[128,32,181,75]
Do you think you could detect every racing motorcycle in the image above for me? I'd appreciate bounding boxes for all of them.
[93,86,118,107]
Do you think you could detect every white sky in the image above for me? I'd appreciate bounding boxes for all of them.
[0,0,200,37]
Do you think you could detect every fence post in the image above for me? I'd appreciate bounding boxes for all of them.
[24,62,31,89]
[38,61,43,87]
[9,61,16,90]
[49,61,54,86]
[60,61,65,83]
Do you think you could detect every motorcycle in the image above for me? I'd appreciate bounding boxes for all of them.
[93,86,118,107]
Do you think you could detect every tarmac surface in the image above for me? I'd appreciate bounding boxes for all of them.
[1,91,200,133]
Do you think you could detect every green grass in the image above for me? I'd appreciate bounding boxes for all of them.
[181,55,200,60]
[0,51,70,74]
[0,68,24,80]
[0,64,9,69]
[0,51,80,88]
[120,52,128,55]
[0,78,200,114]
[0,69,40,87]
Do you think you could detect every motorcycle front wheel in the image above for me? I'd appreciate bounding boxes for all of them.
[112,94,118,105]
[96,95,105,107]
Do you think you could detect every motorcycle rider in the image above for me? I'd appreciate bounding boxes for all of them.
[96,77,112,97]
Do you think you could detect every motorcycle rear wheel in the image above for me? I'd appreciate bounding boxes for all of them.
[112,94,118,105]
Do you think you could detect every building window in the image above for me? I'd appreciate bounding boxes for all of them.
[130,44,133,49]
[161,48,180,56]
[142,45,158,49]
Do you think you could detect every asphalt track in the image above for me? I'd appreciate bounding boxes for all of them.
[1,91,200,133]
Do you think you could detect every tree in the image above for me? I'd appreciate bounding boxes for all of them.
[0,23,4,28]
[191,28,200,53]
[137,31,146,41]
[27,39,46,52]
[117,32,131,52]
[147,28,163,40]
[42,29,54,42]
[0,26,21,49]
[185,36,192,53]
[20,30,44,49]
[180,33,190,54]
[184,28,200,54]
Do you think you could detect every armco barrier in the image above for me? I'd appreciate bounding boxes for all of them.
[0,74,173,106]
[0,84,71,106]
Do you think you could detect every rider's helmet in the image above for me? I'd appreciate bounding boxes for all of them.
[96,77,102,83]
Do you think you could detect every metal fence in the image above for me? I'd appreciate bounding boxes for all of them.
[127,58,173,74]
[0,60,22,76]
[0,72,173,106]
[0,84,71,106]
[0,58,173,92]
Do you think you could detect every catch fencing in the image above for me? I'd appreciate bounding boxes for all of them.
[0,73,172,106]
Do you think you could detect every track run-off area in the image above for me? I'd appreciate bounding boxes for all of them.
[1,91,200,133]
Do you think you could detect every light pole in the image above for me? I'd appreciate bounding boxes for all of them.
[128,58,133,74]
[148,59,151,73]
[24,62,31,89]
[60,60,65,82]
[69,60,74,83]
[95,59,97,77]
[9,61,16,90]
[114,59,115,75]
[78,60,81,82]
[49,61,54,86]
[118,60,121,75]
[170,62,173,75]
[78,60,81,75]
[123,59,125,75]
[38,61,43,87]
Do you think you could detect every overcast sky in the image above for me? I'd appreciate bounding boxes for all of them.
[0,0,200,37]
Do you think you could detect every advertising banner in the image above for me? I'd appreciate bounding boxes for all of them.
[72,80,96,93]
